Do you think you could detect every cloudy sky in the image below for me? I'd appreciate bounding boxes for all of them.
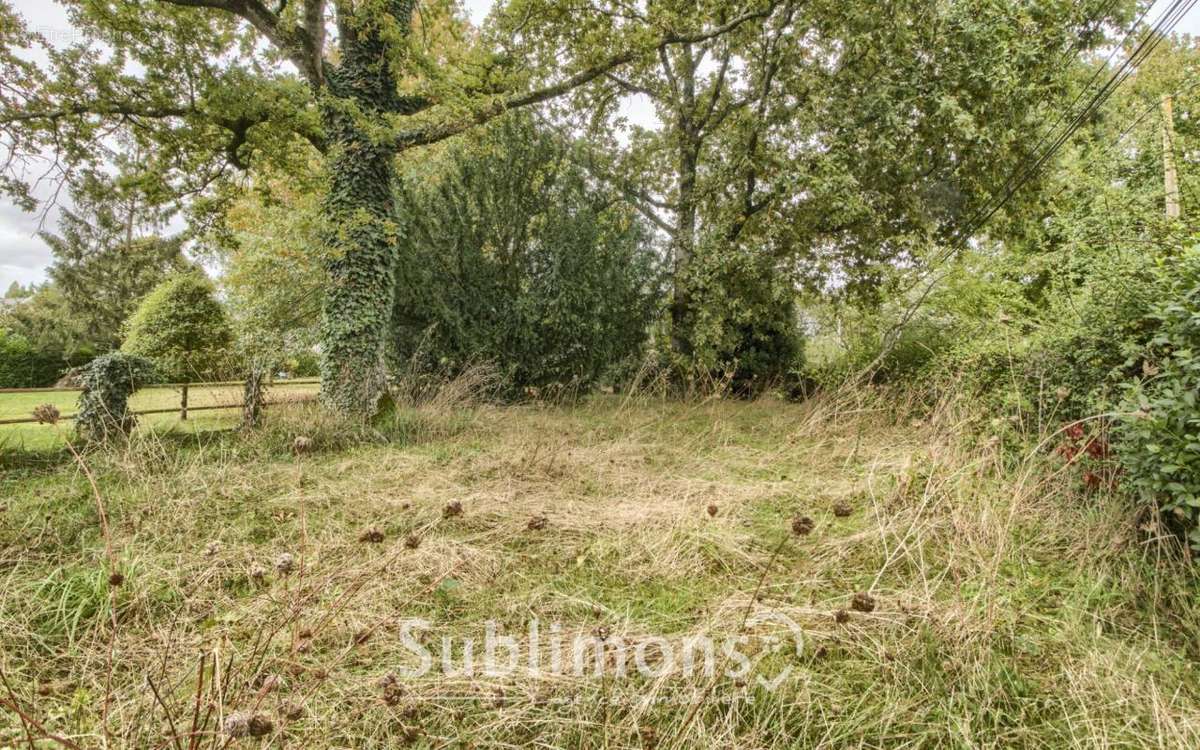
[2,0,1199,291]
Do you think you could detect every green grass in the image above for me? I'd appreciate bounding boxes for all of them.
[0,382,320,451]
[1,393,1199,748]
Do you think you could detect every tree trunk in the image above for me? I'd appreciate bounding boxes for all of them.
[317,7,411,417]
[670,142,699,358]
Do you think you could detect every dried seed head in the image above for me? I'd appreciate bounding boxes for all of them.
[639,725,658,748]
[404,534,421,550]
[834,609,851,624]
[791,516,815,536]
[250,563,267,581]
[280,701,304,721]
[107,571,125,587]
[354,628,372,645]
[594,625,610,641]
[1055,386,1071,401]
[223,712,251,738]
[706,504,718,517]
[442,501,463,519]
[32,400,60,424]
[292,436,313,454]
[204,540,221,557]
[358,527,384,544]
[527,515,548,531]
[379,672,403,705]
[274,553,296,575]
[832,502,853,518]
[246,714,273,737]
[850,592,876,613]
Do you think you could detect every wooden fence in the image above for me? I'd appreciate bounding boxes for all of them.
[0,378,320,426]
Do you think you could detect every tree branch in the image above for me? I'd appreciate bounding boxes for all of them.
[393,4,776,151]
[154,0,325,88]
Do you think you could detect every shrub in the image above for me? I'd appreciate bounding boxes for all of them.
[1113,248,1200,550]
[393,115,660,398]
[0,330,65,387]
[75,352,156,443]
[681,246,804,396]
[122,271,235,382]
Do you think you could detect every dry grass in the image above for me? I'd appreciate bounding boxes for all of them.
[2,386,1199,748]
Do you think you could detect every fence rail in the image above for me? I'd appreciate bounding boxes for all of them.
[0,378,321,395]
[0,379,320,427]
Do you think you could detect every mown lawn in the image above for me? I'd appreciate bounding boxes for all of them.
[0,381,319,450]
[1,394,1199,748]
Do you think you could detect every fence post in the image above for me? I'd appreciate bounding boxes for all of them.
[180,384,189,421]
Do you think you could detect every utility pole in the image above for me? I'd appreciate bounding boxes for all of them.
[1163,94,1182,219]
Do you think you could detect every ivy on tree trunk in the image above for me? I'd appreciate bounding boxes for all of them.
[317,2,411,416]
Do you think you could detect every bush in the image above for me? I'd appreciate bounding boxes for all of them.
[0,330,65,387]
[122,271,235,382]
[75,352,156,443]
[918,247,1161,422]
[393,115,660,398]
[1113,248,1200,550]
[681,247,804,395]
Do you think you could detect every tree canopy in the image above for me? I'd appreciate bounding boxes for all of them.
[0,0,1153,410]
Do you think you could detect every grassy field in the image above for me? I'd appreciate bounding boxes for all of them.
[2,391,1199,748]
[0,382,320,451]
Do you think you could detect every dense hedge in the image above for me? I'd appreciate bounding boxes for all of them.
[0,330,68,388]
[392,115,660,397]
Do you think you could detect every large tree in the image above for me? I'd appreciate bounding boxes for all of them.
[573,0,1136,356]
[0,0,775,415]
[42,172,188,351]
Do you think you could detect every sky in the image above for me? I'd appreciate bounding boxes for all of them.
[2,0,1200,291]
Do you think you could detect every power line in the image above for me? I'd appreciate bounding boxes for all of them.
[930,0,1200,269]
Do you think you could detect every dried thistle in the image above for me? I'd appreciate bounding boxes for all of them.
[850,592,876,613]
[292,436,313,454]
[378,672,403,705]
[832,502,854,518]
[791,515,815,536]
[358,526,384,544]
[32,403,60,425]
[706,503,719,517]
[223,712,250,738]
[404,534,421,550]
[222,711,271,738]
[527,515,548,531]
[274,552,296,575]
[443,501,463,519]
[279,701,304,721]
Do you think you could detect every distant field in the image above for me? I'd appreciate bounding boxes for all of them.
[0,381,320,451]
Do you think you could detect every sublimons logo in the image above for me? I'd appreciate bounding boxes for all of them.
[393,611,805,690]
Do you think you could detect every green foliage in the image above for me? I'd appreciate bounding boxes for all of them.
[43,173,188,352]
[218,163,327,377]
[937,248,1161,421]
[393,115,660,397]
[1114,248,1200,550]
[680,246,804,394]
[1,285,97,363]
[121,272,235,382]
[75,352,156,443]
[0,329,66,388]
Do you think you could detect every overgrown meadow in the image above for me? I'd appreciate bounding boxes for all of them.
[3,380,1200,748]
